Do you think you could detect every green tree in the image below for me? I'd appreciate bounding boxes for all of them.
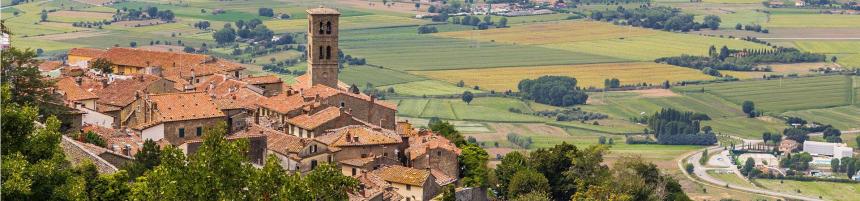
[699,149,708,165]
[90,57,114,74]
[742,101,755,116]
[719,45,730,60]
[742,158,756,176]
[832,158,841,173]
[459,143,489,188]
[762,132,772,144]
[498,17,508,28]
[430,120,466,146]
[1,47,65,118]
[40,9,48,22]
[124,139,161,178]
[213,24,236,44]
[462,91,474,104]
[784,128,809,143]
[703,15,721,30]
[508,168,550,198]
[512,191,552,201]
[303,163,360,200]
[685,163,694,174]
[495,151,528,199]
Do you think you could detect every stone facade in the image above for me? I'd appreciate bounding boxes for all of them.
[307,8,341,89]
[410,147,459,180]
[161,117,226,145]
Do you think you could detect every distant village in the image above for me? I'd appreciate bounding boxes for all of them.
[44,8,461,201]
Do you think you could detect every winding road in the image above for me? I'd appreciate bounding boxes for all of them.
[679,146,824,201]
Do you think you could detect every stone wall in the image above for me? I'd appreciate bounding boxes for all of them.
[163,117,226,145]
[59,136,118,174]
[410,147,459,179]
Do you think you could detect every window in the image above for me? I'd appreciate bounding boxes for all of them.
[325,21,332,34]
[319,46,324,61]
[310,160,318,170]
[406,185,411,191]
[438,151,442,156]
[351,168,356,176]
[325,46,331,60]
[196,127,202,136]
[234,71,239,77]
[310,145,317,153]
[178,128,185,138]
[318,22,324,34]
[406,198,411,201]
[340,102,345,107]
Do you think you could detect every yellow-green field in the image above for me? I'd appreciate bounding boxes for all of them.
[754,179,860,201]
[264,14,426,32]
[411,62,716,91]
[435,20,769,61]
[383,80,482,96]
[767,14,860,28]
[720,63,824,79]
[793,41,860,67]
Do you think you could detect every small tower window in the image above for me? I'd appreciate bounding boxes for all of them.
[326,21,332,34]
[325,46,331,60]
[319,46,324,61]
[318,21,324,34]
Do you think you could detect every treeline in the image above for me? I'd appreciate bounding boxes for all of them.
[451,15,508,29]
[506,133,533,149]
[590,6,720,32]
[213,19,275,44]
[518,76,588,107]
[530,108,608,121]
[492,145,690,200]
[648,108,717,145]
[655,46,825,73]
[114,6,175,22]
[417,25,438,34]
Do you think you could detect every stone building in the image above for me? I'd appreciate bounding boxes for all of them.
[96,74,177,128]
[131,92,226,145]
[315,125,404,162]
[370,165,441,201]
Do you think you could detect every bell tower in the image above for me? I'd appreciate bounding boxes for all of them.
[306,7,340,89]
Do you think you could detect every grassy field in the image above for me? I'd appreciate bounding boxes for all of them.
[720,63,824,79]
[264,14,427,32]
[754,179,860,201]
[340,25,625,71]
[677,75,853,113]
[412,62,717,91]
[767,13,860,28]
[706,170,755,189]
[581,92,745,120]
[702,116,786,139]
[111,1,265,22]
[383,80,480,96]
[782,105,860,131]
[435,20,769,61]
[793,40,860,67]
[339,66,427,87]
[394,97,547,122]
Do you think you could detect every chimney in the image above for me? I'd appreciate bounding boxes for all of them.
[75,77,83,85]
[346,132,352,142]
[112,144,119,152]
[123,144,131,156]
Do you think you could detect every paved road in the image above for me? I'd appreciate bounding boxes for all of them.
[680,146,824,201]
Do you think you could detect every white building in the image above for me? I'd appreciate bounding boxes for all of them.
[803,141,854,158]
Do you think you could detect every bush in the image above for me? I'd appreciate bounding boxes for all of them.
[507,133,533,149]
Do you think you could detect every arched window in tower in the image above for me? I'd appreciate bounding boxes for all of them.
[326,21,332,34]
[318,21,324,34]
[326,46,331,60]
[318,46,324,61]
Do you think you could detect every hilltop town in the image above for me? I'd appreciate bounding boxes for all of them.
[40,8,461,201]
[4,0,860,200]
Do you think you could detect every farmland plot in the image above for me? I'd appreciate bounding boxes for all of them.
[677,75,853,113]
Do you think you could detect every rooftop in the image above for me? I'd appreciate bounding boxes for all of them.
[315,125,402,147]
[371,165,431,186]
[148,92,225,122]
[55,77,99,101]
[307,7,341,15]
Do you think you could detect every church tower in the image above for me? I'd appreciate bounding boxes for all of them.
[306,7,340,89]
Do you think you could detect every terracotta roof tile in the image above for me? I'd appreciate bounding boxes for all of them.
[55,77,99,101]
[242,124,308,157]
[340,157,376,167]
[430,169,456,186]
[148,92,225,122]
[258,93,305,114]
[38,61,64,71]
[287,107,342,130]
[315,125,401,147]
[241,75,282,85]
[407,134,460,160]
[371,165,430,186]
[68,47,106,58]
[95,75,162,107]
[82,124,144,156]
[96,48,244,78]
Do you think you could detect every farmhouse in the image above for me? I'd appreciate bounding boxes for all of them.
[803,141,854,158]
[370,165,441,201]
